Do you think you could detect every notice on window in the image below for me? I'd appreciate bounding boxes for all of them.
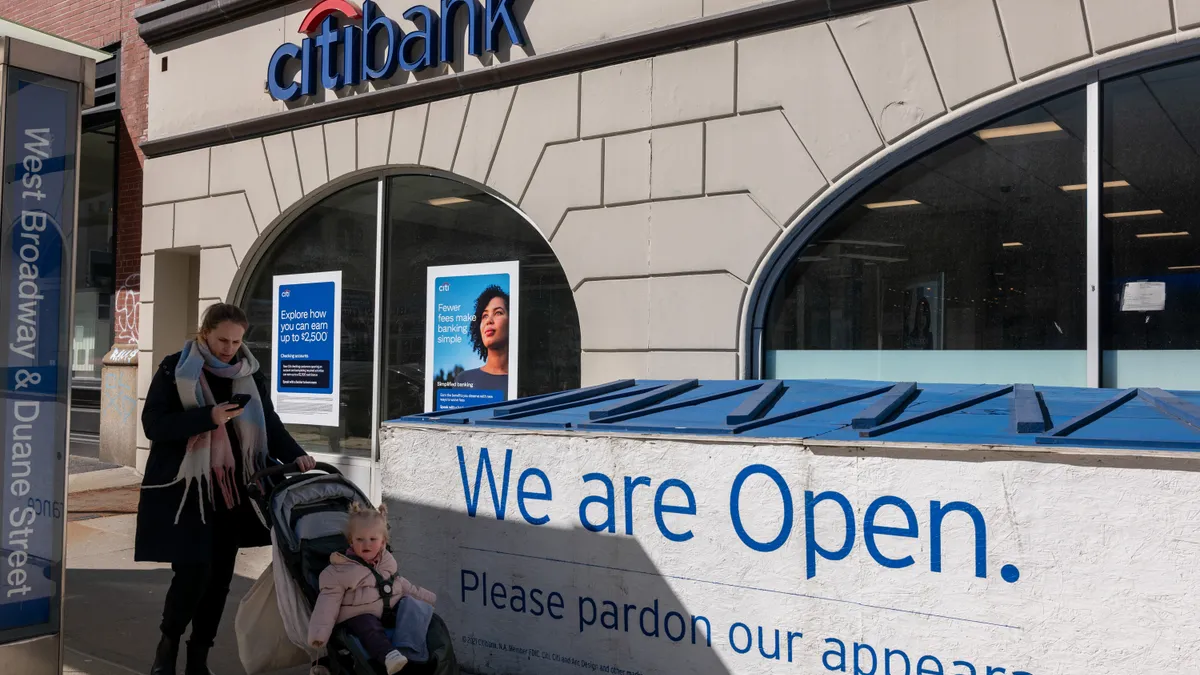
[272,271,342,426]
[1121,281,1166,312]
[424,262,519,413]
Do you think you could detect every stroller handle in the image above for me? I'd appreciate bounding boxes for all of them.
[251,460,342,484]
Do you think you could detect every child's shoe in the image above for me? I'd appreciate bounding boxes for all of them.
[385,650,408,674]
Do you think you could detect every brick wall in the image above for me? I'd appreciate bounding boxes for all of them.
[0,0,149,344]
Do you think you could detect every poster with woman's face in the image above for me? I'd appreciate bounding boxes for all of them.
[424,261,520,412]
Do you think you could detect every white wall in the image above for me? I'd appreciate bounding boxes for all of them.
[381,424,1200,675]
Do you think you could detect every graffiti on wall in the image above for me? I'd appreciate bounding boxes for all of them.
[114,272,140,345]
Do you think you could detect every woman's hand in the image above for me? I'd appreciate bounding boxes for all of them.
[211,403,244,427]
[311,639,324,648]
[296,456,316,472]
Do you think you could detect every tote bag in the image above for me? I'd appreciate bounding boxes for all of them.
[235,562,312,674]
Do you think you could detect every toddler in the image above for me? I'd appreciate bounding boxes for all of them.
[308,502,436,674]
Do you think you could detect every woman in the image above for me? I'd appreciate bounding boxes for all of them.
[452,285,509,394]
[136,303,316,675]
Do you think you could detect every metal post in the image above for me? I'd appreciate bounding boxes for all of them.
[1086,78,1101,388]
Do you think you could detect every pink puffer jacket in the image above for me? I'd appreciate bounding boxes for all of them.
[307,549,437,646]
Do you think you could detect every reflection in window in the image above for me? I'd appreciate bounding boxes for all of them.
[243,181,378,457]
[1102,59,1200,388]
[73,124,117,383]
[765,90,1088,386]
[382,175,580,419]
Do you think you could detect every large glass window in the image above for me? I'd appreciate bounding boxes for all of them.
[382,174,580,419]
[240,173,581,455]
[765,90,1088,386]
[1102,59,1200,388]
[244,181,379,457]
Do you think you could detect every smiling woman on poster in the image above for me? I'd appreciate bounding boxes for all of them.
[454,285,509,392]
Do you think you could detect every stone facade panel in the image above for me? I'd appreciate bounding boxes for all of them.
[454,88,517,184]
[141,204,174,254]
[173,194,257,264]
[263,132,304,211]
[651,124,705,200]
[912,0,1015,108]
[390,104,430,166]
[581,59,653,137]
[144,149,209,205]
[489,75,580,203]
[649,195,779,281]
[831,6,946,142]
[357,112,394,170]
[324,120,358,181]
[209,138,279,232]
[738,23,883,180]
[293,126,329,195]
[649,274,744,350]
[553,204,651,288]
[995,0,1093,78]
[581,352,650,385]
[1085,0,1174,52]
[576,279,651,350]
[420,96,471,172]
[652,43,736,126]
[520,139,603,239]
[706,112,827,225]
[647,351,738,380]
[604,132,652,205]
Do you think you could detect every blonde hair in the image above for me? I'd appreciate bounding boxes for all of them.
[346,501,389,542]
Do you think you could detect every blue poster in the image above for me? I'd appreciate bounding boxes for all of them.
[425,262,520,412]
[272,272,342,427]
[0,69,79,641]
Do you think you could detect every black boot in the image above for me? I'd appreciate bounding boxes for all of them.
[150,635,179,675]
[184,642,212,675]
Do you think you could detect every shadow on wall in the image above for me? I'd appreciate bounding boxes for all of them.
[383,498,736,675]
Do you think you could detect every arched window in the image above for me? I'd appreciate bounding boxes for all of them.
[761,55,1200,389]
[764,89,1089,386]
[240,173,580,457]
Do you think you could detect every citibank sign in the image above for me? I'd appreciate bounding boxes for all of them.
[268,0,526,101]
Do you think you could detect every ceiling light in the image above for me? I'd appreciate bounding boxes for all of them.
[1002,242,1024,248]
[976,121,1062,140]
[1168,265,1200,271]
[1059,180,1130,192]
[864,199,921,209]
[1105,209,1164,218]
[1135,231,1189,239]
[428,196,471,206]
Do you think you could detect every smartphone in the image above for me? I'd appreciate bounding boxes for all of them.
[228,393,252,410]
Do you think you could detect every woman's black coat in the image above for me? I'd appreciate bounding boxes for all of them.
[134,351,307,564]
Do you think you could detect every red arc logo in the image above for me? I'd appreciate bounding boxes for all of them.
[297,0,363,34]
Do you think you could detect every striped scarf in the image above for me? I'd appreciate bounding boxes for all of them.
[151,340,270,524]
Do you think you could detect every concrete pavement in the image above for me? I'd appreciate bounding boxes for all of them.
[64,468,310,675]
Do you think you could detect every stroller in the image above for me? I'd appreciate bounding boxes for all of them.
[247,461,461,675]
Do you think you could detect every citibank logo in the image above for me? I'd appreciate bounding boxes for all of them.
[267,0,527,101]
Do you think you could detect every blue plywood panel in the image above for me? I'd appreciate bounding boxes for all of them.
[390,378,1200,452]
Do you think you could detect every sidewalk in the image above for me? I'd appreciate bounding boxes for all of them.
[64,467,309,675]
